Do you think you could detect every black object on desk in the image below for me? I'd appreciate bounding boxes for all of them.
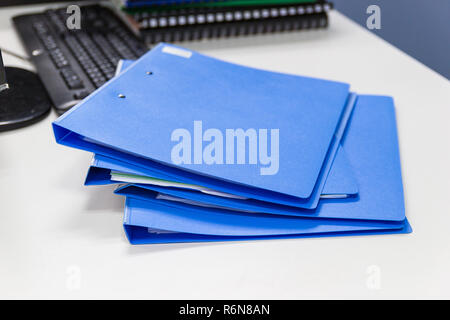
[0,0,91,7]
[13,4,148,114]
[0,49,51,132]
[0,52,7,92]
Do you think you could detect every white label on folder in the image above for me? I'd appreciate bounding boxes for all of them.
[162,46,192,58]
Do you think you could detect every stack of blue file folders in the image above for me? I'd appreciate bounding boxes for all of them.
[53,43,411,244]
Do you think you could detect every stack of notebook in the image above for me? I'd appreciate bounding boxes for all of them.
[53,43,411,244]
[112,0,333,44]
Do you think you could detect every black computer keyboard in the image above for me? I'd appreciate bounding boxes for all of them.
[13,5,148,114]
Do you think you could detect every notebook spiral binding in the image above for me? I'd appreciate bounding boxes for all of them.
[142,13,328,44]
[133,2,332,44]
[125,0,230,8]
[133,2,332,29]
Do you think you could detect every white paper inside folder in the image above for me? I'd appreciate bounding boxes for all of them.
[110,171,248,200]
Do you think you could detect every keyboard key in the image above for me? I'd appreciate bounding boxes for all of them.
[14,4,148,113]
[49,48,69,68]
[74,90,89,100]
[61,67,84,89]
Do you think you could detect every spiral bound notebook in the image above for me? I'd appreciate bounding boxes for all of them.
[127,2,332,30]
[141,13,328,44]
[121,1,320,9]
[117,1,332,44]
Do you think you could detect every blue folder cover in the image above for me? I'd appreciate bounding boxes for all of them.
[84,58,358,202]
[117,94,409,245]
[123,195,411,244]
[53,43,354,209]
[123,218,411,244]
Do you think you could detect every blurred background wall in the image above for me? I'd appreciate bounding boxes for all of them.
[333,0,450,80]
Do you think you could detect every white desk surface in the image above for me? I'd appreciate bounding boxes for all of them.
[0,3,449,299]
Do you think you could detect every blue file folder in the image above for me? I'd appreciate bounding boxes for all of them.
[122,197,411,244]
[84,59,358,203]
[84,143,358,198]
[117,94,410,244]
[117,95,406,221]
[53,44,355,209]
[124,221,411,245]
